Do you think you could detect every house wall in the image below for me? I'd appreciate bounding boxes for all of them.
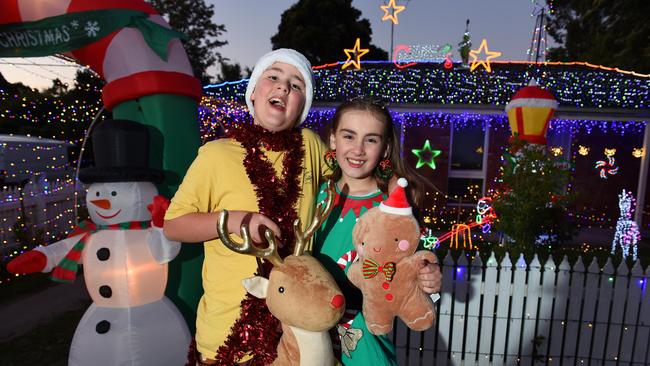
[301,111,646,233]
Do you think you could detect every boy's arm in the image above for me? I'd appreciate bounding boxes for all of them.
[164,211,282,245]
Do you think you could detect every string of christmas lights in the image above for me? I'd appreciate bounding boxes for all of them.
[204,62,649,109]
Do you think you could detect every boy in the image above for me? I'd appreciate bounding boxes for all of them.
[164,49,328,365]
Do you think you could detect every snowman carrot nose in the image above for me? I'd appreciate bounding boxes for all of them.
[91,199,111,209]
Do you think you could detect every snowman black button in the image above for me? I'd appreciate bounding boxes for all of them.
[99,285,112,298]
[96,320,110,334]
[96,248,110,261]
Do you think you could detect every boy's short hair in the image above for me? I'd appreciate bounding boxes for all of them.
[245,48,314,124]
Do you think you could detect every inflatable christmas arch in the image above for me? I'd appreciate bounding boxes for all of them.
[0,0,204,362]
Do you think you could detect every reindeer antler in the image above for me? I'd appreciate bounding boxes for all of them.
[293,180,336,256]
[217,210,284,266]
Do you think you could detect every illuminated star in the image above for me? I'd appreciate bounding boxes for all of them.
[469,39,502,72]
[380,0,406,25]
[342,38,370,70]
[411,140,442,170]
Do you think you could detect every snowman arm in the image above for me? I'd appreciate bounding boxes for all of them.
[147,226,181,264]
[34,235,85,273]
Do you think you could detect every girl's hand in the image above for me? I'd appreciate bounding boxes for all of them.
[226,210,283,246]
[417,259,442,294]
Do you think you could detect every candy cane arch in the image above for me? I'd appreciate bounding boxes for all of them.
[0,0,203,332]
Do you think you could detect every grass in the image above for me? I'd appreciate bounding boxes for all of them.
[0,272,56,305]
[0,300,90,366]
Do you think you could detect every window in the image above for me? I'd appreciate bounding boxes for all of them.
[448,121,489,204]
[451,125,485,170]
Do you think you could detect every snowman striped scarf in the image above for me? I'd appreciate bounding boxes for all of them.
[50,220,150,283]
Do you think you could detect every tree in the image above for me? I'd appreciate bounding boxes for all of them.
[271,0,388,65]
[214,59,251,83]
[42,78,69,98]
[458,19,471,65]
[492,137,575,256]
[546,0,650,73]
[148,0,228,84]
[71,68,104,93]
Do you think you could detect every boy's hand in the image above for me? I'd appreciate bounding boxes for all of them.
[417,259,442,294]
[147,195,170,228]
[226,210,283,246]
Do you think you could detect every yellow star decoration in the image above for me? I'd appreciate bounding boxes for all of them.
[469,39,502,72]
[342,38,369,70]
[380,0,406,25]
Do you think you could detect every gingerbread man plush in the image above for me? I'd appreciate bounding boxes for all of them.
[348,178,438,335]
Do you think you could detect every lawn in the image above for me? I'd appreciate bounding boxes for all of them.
[0,272,55,305]
[0,300,90,366]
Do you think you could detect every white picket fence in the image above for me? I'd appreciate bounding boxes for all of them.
[0,180,84,253]
[390,251,650,365]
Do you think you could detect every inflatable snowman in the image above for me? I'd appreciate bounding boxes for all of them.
[7,119,190,366]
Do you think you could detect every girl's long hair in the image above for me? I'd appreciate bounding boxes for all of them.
[326,97,433,209]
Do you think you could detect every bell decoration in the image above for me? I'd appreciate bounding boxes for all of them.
[505,79,558,145]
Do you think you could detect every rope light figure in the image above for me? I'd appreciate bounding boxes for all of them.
[476,197,496,234]
[595,155,618,179]
[450,223,473,250]
[611,189,640,260]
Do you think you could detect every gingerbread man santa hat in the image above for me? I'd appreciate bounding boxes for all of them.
[379,178,412,215]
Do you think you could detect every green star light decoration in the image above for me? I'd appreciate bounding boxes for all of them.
[412,140,442,169]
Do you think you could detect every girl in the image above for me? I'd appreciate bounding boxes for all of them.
[313,97,441,365]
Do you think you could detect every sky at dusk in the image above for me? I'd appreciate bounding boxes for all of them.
[0,0,551,90]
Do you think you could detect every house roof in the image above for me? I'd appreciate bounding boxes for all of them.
[204,61,649,116]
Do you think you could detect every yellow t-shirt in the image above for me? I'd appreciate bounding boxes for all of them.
[165,128,328,359]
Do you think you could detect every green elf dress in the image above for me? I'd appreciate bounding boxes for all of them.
[313,182,398,366]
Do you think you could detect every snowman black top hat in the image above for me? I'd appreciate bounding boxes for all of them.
[79,119,164,184]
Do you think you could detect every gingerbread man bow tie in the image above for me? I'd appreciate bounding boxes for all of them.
[362,258,396,282]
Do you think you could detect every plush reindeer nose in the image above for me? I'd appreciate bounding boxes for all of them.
[330,294,344,309]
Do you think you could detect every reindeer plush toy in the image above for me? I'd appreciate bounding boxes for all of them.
[348,178,438,335]
[217,181,345,366]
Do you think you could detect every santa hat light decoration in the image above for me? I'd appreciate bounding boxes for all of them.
[505,79,558,145]
[380,178,412,215]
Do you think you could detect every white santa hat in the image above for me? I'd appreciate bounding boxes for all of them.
[245,48,314,124]
[379,178,412,215]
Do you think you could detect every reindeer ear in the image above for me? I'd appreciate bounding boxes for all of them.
[242,276,269,299]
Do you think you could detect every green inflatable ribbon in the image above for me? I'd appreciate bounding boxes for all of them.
[0,9,186,61]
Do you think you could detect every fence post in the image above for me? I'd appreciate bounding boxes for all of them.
[624,261,645,364]
[434,252,455,365]
[464,251,483,363]
[492,252,513,364]
[576,257,601,362]
[478,252,498,366]
[521,254,542,365]
[547,255,569,362]
[592,258,615,363]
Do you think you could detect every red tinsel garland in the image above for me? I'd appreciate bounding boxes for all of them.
[213,124,304,365]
